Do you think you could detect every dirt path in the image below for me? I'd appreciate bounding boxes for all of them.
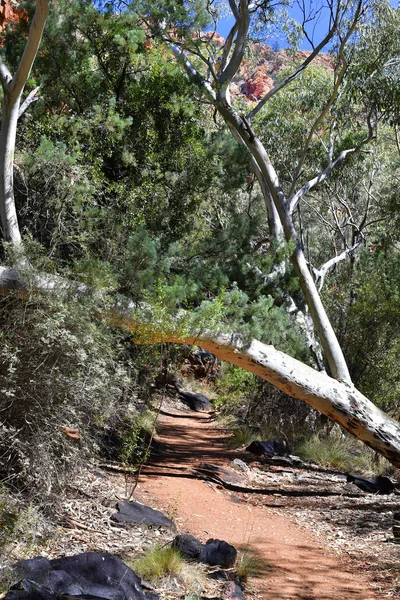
[139,409,380,600]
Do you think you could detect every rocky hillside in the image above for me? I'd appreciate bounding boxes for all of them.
[205,32,334,101]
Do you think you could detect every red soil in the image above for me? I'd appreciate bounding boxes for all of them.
[139,409,380,600]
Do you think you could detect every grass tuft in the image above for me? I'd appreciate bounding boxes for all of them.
[226,426,256,449]
[236,550,270,583]
[131,546,184,582]
[294,432,378,474]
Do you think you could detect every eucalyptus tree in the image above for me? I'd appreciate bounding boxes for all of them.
[111,0,400,462]
[0,0,50,244]
[2,0,400,465]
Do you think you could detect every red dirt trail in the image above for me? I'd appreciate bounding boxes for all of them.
[139,409,379,600]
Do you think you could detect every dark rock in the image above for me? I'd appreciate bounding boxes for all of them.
[178,389,212,412]
[346,474,395,494]
[111,501,176,530]
[172,534,203,559]
[6,552,149,600]
[393,511,400,522]
[200,539,237,568]
[224,581,246,599]
[246,440,289,457]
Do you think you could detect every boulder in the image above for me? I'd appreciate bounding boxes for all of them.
[246,439,289,457]
[177,389,212,412]
[346,474,395,494]
[200,539,237,569]
[6,552,157,600]
[171,534,203,559]
[111,501,176,530]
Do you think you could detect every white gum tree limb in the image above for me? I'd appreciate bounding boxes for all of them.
[18,85,41,119]
[311,239,364,291]
[1,262,400,466]
[0,0,50,244]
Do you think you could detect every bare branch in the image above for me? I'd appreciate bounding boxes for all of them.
[218,0,250,87]
[219,21,239,74]
[18,86,41,119]
[289,120,374,214]
[246,5,341,123]
[312,239,363,291]
[288,0,363,199]
[169,43,216,102]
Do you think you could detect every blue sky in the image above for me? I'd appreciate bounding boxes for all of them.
[216,1,335,51]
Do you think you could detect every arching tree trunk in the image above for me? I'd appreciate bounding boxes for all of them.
[1,263,400,465]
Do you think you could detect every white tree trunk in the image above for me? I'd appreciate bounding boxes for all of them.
[0,0,50,244]
[0,93,22,244]
[217,102,352,383]
[0,263,399,465]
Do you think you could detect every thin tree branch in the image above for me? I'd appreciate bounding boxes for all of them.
[18,86,41,119]
[218,0,250,87]
[169,43,216,102]
[288,0,363,199]
[219,21,239,74]
[312,239,363,291]
[289,117,375,214]
[246,3,341,122]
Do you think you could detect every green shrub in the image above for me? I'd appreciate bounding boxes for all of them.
[0,291,140,496]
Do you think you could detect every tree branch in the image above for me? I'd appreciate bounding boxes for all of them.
[10,0,50,99]
[289,122,374,215]
[288,0,363,199]
[18,86,41,119]
[218,0,250,87]
[312,239,363,291]
[169,43,216,102]
[0,57,12,88]
[246,4,341,123]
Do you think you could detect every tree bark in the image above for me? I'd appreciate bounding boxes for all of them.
[0,0,49,243]
[0,93,21,244]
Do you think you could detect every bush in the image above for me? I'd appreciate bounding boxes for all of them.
[0,292,139,496]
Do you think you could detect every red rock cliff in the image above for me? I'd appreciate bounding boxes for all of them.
[0,0,24,28]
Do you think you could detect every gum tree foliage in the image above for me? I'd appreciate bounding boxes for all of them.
[106,0,400,463]
[2,0,400,465]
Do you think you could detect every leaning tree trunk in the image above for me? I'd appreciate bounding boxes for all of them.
[0,263,399,465]
[217,100,352,384]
